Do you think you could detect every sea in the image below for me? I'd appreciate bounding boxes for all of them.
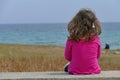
[0,22,120,50]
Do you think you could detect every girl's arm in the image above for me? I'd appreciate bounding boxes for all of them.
[64,39,72,61]
[97,41,101,59]
[97,45,101,59]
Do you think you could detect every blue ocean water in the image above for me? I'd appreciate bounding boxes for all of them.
[0,23,120,49]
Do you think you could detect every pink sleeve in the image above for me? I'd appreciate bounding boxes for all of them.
[97,38,102,59]
[97,44,101,59]
[64,39,72,61]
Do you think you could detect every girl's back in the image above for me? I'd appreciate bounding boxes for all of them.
[65,36,101,74]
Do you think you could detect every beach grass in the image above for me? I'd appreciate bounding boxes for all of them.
[0,44,120,72]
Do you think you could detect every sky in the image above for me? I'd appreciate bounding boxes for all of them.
[0,0,120,24]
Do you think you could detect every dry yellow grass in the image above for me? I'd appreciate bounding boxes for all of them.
[0,44,66,72]
[0,57,66,72]
[0,44,120,72]
[99,49,120,70]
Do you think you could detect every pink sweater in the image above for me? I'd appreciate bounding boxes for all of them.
[64,36,101,75]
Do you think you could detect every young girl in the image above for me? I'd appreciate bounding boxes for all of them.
[64,9,102,75]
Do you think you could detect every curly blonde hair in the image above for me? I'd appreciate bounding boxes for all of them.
[67,9,101,42]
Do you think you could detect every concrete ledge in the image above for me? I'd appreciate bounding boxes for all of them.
[0,71,120,80]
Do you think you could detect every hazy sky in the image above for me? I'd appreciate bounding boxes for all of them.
[0,0,120,23]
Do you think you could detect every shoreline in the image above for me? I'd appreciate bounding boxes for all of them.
[0,43,120,50]
[0,43,65,47]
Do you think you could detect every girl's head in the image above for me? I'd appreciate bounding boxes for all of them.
[68,9,101,42]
